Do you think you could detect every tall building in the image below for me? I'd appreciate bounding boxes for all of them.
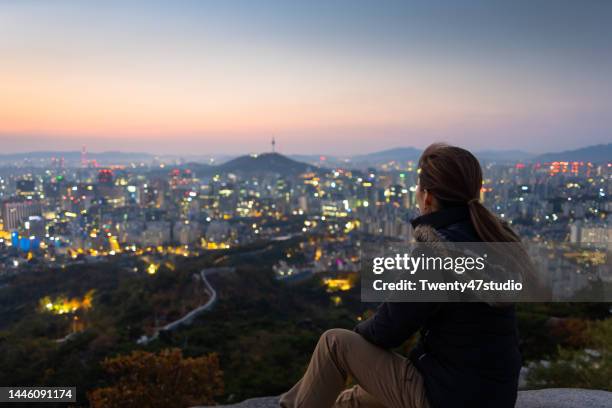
[16,179,36,198]
[97,169,114,185]
[570,220,610,248]
[1,199,42,231]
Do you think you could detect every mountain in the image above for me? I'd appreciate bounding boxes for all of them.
[351,147,422,165]
[475,149,534,162]
[531,144,612,163]
[214,153,314,175]
[288,154,351,169]
[0,151,233,166]
[350,147,534,165]
[0,151,154,164]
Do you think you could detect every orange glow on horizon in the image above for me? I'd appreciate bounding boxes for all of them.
[0,72,476,139]
[0,56,532,140]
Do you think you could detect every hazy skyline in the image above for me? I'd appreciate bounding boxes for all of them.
[1,0,611,154]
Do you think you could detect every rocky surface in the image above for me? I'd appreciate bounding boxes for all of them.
[195,389,612,407]
[197,396,280,408]
[515,388,611,408]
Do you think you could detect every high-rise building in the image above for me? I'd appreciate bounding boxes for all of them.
[97,169,114,185]
[16,179,36,198]
[1,199,42,230]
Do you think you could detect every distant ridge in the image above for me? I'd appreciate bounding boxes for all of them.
[349,147,533,164]
[2,143,609,168]
[346,144,610,165]
[475,149,534,162]
[0,150,154,162]
[531,143,612,163]
[352,147,421,164]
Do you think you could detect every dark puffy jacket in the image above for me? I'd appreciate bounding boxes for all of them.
[354,206,521,408]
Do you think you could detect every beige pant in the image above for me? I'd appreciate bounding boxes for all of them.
[280,328,429,408]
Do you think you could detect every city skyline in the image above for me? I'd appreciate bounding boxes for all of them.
[1,1,611,154]
[0,2,610,403]
[0,141,610,159]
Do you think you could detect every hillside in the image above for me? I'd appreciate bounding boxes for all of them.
[214,152,314,175]
[0,237,364,404]
[532,144,612,163]
[349,147,534,165]
[352,147,421,164]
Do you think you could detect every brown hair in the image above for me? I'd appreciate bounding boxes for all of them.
[418,143,520,243]
[418,143,546,301]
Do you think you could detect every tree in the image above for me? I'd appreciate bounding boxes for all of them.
[527,318,612,391]
[89,348,223,408]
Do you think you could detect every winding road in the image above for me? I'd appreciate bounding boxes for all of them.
[138,266,235,344]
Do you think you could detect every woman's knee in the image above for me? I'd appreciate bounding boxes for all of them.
[320,328,359,350]
[321,328,353,340]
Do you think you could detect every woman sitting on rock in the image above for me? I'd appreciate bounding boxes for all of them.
[280,143,524,408]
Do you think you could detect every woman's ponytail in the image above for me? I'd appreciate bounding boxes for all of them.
[467,199,520,243]
[418,144,539,295]
[418,143,521,243]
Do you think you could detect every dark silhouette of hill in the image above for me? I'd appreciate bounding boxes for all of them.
[152,153,316,177]
[213,152,314,175]
[352,147,421,163]
[151,153,324,177]
[0,150,153,163]
[475,149,534,162]
[348,144,611,165]
[350,147,535,164]
[5,143,609,170]
[531,143,611,163]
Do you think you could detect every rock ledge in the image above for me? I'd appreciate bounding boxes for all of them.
[196,389,611,408]
[515,388,611,408]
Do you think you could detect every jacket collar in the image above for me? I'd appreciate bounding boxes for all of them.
[410,206,471,231]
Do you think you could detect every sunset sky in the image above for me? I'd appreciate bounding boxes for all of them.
[1,0,611,155]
